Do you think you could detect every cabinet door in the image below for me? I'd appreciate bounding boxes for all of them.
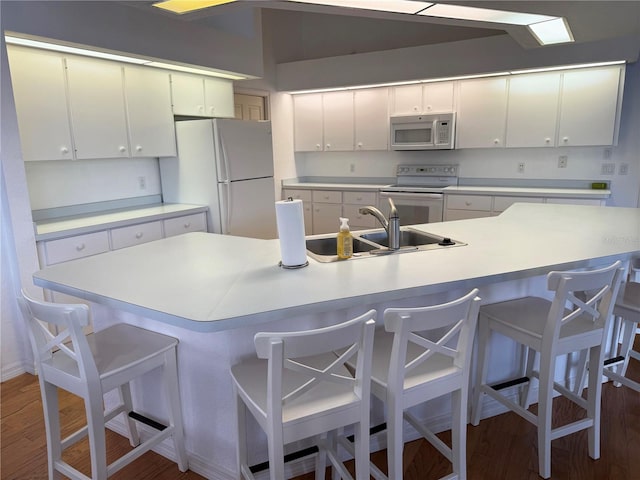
[7,46,74,161]
[558,67,621,147]
[293,94,323,151]
[354,88,389,151]
[457,77,508,148]
[323,91,354,151]
[66,56,129,159]
[423,81,455,113]
[312,203,342,234]
[506,72,560,148]
[204,77,234,118]
[124,66,176,157]
[391,84,422,115]
[171,73,205,116]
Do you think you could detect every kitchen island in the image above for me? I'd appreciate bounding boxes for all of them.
[33,204,640,479]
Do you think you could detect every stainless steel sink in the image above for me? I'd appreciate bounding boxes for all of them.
[306,228,465,263]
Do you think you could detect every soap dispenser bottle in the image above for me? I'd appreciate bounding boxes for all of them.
[337,217,353,259]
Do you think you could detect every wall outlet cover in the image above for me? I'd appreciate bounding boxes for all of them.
[601,163,615,175]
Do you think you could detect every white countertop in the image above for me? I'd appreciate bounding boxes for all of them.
[444,185,611,198]
[283,181,390,191]
[34,203,208,241]
[33,203,639,332]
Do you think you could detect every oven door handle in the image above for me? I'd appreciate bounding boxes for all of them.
[380,191,443,199]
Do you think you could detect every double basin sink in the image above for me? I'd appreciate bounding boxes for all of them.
[306,227,465,263]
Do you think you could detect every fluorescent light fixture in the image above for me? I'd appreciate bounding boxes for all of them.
[289,0,432,14]
[4,35,149,64]
[4,34,249,80]
[416,3,553,25]
[153,0,237,14]
[528,17,574,45]
[510,61,625,75]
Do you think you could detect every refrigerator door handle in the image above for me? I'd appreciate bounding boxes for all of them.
[219,181,231,234]
[219,135,230,183]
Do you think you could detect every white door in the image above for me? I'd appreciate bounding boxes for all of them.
[219,177,277,239]
[214,120,274,182]
[457,77,508,148]
[354,88,389,151]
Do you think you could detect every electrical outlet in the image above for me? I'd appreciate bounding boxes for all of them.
[601,163,615,175]
[349,163,355,173]
[558,155,568,168]
[138,176,147,190]
[619,163,629,175]
[517,162,525,173]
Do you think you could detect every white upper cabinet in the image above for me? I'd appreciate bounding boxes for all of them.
[457,76,508,148]
[124,66,176,157]
[322,91,354,151]
[391,81,455,115]
[66,56,130,159]
[423,81,455,113]
[506,72,561,148]
[354,87,389,151]
[170,73,205,116]
[293,94,323,152]
[7,46,74,161]
[204,77,234,118]
[557,66,622,147]
[391,84,423,115]
[171,73,234,117]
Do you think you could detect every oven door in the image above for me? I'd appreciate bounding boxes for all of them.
[379,191,443,225]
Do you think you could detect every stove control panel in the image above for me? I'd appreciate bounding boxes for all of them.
[396,165,458,177]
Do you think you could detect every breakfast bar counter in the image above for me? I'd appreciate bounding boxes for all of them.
[32,203,640,479]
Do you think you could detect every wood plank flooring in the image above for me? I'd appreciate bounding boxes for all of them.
[2,343,638,479]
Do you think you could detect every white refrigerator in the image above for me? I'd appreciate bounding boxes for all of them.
[160,119,278,239]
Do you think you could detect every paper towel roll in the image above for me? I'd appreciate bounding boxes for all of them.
[276,199,308,268]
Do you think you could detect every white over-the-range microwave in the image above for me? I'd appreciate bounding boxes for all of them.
[390,112,456,150]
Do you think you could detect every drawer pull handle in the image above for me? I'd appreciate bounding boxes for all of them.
[61,146,69,154]
[119,146,127,153]
[465,201,472,206]
[136,145,143,152]
[76,243,86,251]
[135,232,144,239]
[184,222,191,228]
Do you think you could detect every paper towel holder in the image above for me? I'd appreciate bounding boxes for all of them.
[278,197,309,269]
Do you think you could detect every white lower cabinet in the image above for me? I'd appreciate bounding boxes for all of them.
[40,231,111,266]
[282,189,313,235]
[342,191,378,231]
[110,221,163,250]
[445,193,606,220]
[312,190,343,234]
[164,213,208,237]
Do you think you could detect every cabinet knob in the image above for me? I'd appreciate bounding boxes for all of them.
[316,144,321,150]
[183,222,191,229]
[325,143,331,149]
[493,139,500,145]
[465,201,472,206]
[76,243,86,252]
[209,107,215,114]
[426,105,432,110]
[60,146,69,154]
[135,232,144,239]
[136,145,143,152]
[119,146,127,153]
[198,105,204,112]
[357,142,363,148]
[413,106,419,111]
[545,138,551,144]
[563,136,569,143]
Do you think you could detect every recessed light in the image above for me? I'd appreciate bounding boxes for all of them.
[152,0,237,15]
[528,17,574,45]
[416,3,553,25]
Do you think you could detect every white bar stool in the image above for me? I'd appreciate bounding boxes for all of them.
[341,289,480,480]
[470,261,624,479]
[19,291,188,480]
[230,310,376,480]
[603,281,640,391]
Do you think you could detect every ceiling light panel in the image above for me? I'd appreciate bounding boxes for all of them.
[290,0,433,15]
[153,0,237,14]
[417,4,553,25]
[528,17,574,45]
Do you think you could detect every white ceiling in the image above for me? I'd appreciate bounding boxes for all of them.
[127,1,640,64]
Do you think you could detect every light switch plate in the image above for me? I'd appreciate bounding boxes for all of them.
[601,163,615,175]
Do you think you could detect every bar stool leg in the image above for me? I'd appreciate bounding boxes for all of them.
[163,351,188,471]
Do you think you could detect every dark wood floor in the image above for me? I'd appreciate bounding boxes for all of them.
[2,344,638,479]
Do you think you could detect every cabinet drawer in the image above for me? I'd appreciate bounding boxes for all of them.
[110,221,163,250]
[43,231,110,265]
[493,196,544,212]
[342,204,377,228]
[342,191,377,205]
[446,195,492,211]
[283,189,312,203]
[312,190,342,204]
[164,213,207,237]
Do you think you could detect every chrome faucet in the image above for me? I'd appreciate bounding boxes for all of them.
[359,198,401,250]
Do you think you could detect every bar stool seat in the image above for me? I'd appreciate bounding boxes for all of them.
[19,291,188,480]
